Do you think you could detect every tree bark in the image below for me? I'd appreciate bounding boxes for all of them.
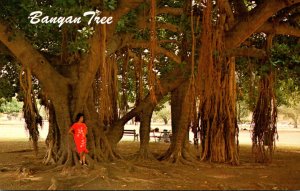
[257,22,300,37]
[198,1,239,164]
[252,35,278,163]
[43,102,60,165]
[159,81,195,163]
[136,105,155,160]
[251,72,278,163]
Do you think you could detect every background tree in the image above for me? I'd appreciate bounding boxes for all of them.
[0,97,23,114]
[279,104,300,128]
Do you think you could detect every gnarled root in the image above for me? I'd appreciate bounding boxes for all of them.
[158,146,197,165]
[133,147,156,161]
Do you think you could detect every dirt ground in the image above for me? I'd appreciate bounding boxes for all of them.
[0,141,300,190]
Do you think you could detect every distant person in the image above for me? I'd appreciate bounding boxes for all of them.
[68,113,89,165]
[161,129,170,143]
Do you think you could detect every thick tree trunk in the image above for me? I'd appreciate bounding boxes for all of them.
[199,58,239,164]
[135,105,155,160]
[85,90,119,162]
[197,1,239,165]
[53,101,78,166]
[42,85,118,166]
[159,81,195,164]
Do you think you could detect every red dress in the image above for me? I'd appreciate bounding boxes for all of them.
[70,123,89,153]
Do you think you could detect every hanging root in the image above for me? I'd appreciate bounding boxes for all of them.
[19,66,42,156]
[251,72,277,163]
[42,100,61,165]
[195,0,239,164]
[148,0,158,104]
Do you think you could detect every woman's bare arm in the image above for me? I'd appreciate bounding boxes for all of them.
[68,127,74,135]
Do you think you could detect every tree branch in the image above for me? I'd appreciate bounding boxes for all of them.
[0,21,69,102]
[127,41,181,63]
[225,0,300,49]
[257,22,300,37]
[0,42,13,56]
[226,47,267,58]
[107,0,144,36]
[128,49,139,61]
[156,7,183,16]
[137,20,181,33]
[156,46,181,63]
[158,39,179,44]
[73,0,145,116]
[109,60,190,141]
[157,22,181,33]
[223,0,235,27]
[72,26,104,117]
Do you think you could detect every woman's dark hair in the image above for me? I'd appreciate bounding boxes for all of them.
[75,113,84,122]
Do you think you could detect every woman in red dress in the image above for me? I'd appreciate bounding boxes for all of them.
[68,113,89,165]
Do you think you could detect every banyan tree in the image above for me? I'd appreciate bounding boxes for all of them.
[0,0,300,166]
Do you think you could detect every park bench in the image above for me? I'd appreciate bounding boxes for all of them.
[123,129,139,141]
[150,132,161,142]
[150,129,171,143]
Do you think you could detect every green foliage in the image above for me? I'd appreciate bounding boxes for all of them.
[271,36,300,84]
[0,56,20,102]
[236,57,259,111]
[236,35,300,111]
[69,26,94,53]
[116,10,138,33]
[158,0,183,8]
[271,36,300,106]
[0,97,23,113]
[1,0,96,55]
[237,100,251,123]
[104,0,117,11]
[154,94,170,112]
[276,78,300,107]
[153,100,171,124]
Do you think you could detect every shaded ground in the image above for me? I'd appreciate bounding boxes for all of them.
[0,141,300,190]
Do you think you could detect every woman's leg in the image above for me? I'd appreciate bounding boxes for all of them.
[82,153,86,164]
[79,152,83,164]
